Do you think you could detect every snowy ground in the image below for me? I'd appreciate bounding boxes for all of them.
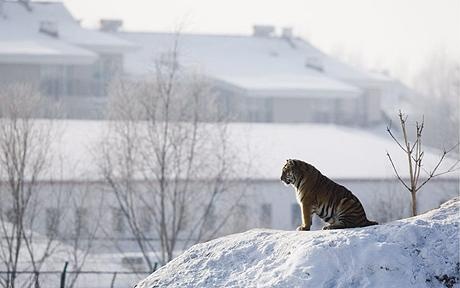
[137,197,459,288]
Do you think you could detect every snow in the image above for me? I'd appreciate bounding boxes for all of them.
[218,74,360,99]
[9,120,456,182]
[0,1,134,64]
[0,20,97,65]
[117,32,363,98]
[0,39,97,65]
[6,1,135,51]
[0,222,144,287]
[226,123,459,180]
[136,197,460,288]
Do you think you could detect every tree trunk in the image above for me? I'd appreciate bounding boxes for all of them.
[411,191,417,216]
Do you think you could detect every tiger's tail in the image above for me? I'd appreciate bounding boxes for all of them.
[363,220,378,227]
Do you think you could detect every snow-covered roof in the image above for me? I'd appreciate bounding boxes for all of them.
[229,123,458,180]
[117,32,363,99]
[0,1,135,65]
[0,39,97,65]
[27,121,458,182]
[14,2,135,53]
[218,75,360,99]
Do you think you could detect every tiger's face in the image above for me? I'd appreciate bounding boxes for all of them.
[281,159,297,186]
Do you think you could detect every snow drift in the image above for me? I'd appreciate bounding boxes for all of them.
[137,197,459,288]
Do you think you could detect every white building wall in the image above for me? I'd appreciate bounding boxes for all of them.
[2,177,456,254]
[271,97,359,124]
[246,178,459,230]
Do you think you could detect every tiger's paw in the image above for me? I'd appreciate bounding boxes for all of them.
[323,224,346,230]
[296,225,310,231]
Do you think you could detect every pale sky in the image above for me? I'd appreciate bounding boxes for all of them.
[61,0,460,84]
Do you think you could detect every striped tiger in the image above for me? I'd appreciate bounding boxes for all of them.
[280,159,378,231]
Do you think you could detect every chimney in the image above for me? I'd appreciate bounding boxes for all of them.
[100,19,123,32]
[39,21,59,37]
[252,25,275,37]
[281,27,293,39]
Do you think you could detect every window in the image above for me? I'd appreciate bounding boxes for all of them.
[264,98,273,122]
[98,53,122,86]
[233,204,248,232]
[46,208,60,237]
[203,206,216,232]
[259,203,272,228]
[112,208,125,234]
[5,208,17,224]
[40,65,67,98]
[121,256,144,269]
[75,208,89,237]
[247,97,267,122]
[291,204,301,228]
[139,206,152,233]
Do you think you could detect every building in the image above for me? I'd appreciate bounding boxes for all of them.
[116,27,406,126]
[1,121,456,256]
[0,0,135,118]
[0,1,408,125]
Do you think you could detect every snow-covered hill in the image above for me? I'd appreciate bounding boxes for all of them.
[137,197,459,288]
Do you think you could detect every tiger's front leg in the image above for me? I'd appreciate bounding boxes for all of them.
[297,200,312,231]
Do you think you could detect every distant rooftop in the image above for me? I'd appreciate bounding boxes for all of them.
[0,1,398,100]
[0,1,135,64]
[116,31,394,98]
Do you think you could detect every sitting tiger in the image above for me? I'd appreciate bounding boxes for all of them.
[281,159,378,231]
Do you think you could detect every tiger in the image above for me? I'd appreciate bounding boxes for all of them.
[280,159,378,231]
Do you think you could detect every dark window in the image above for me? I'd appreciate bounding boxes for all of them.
[112,208,125,234]
[291,204,301,228]
[5,208,17,224]
[75,208,89,237]
[204,206,216,232]
[46,208,60,237]
[260,203,272,227]
[140,206,152,233]
[233,204,248,231]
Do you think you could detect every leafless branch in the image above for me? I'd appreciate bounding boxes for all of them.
[386,125,407,153]
[386,110,458,216]
[98,31,242,268]
[0,83,59,287]
[386,152,410,191]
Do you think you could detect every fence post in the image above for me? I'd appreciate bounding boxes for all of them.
[60,261,69,288]
[110,272,117,288]
[34,271,40,288]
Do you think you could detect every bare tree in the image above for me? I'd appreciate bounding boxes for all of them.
[386,111,459,216]
[0,83,60,288]
[97,34,242,268]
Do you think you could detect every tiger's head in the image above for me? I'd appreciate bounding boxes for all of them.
[280,159,299,186]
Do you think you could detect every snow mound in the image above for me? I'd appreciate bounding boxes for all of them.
[137,198,460,288]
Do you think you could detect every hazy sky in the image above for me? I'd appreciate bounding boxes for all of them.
[62,0,460,84]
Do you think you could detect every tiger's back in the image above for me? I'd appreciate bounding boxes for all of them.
[312,173,377,229]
